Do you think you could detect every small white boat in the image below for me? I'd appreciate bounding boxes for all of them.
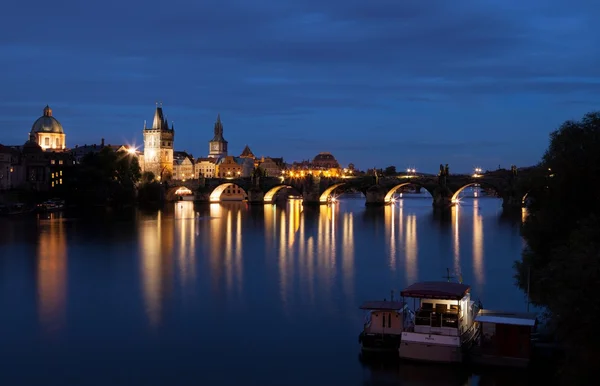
[358,299,414,355]
[398,281,481,363]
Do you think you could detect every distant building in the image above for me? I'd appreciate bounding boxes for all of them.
[257,156,285,177]
[0,144,13,190]
[195,157,216,178]
[173,151,194,180]
[208,114,228,158]
[29,105,66,151]
[215,156,253,178]
[287,152,342,177]
[143,104,174,180]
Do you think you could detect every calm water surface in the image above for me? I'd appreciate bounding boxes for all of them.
[0,195,532,385]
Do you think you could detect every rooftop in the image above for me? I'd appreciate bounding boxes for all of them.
[400,281,471,300]
[359,300,405,311]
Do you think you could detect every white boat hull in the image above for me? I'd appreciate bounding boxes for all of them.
[399,332,463,363]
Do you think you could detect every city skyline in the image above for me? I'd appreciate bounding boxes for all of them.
[2,0,599,172]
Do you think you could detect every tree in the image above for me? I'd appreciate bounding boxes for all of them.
[141,171,155,183]
[66,147,141,207]
[383,165,397,176]
[515,111,600,384]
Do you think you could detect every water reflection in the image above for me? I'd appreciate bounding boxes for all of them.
[139,210,174,328]
[473,200,485,287]
[36,215,68,336]
[175,202,196,287]
[205,203,244,298]
[452,206,460,274]
[384,201,418,284]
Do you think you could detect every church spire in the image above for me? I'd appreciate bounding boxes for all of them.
[213,113,224,138]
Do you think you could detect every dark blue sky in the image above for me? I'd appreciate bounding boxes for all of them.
[1,0,599,173]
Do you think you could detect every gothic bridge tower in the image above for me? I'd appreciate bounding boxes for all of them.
[208,114,228,158]
[143,103,175,180]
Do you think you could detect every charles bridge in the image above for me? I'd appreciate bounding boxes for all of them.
[166,165,545,209]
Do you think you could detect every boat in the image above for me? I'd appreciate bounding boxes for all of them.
[398,281,481,363]
[358,297,414,355]
[36,199,65,213]
[469,310,538,368]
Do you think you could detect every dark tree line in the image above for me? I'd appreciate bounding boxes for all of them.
[65,147,141,207]
[516,112,600,384]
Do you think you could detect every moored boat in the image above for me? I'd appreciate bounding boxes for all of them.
[398,281,481,363]
[358,298,414,355]
[469,310,538,368]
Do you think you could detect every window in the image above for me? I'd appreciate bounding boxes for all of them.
[59,179,62,184]
[59,160,63,165]
[55,138,59,147]
[45,137,50,146]
[60,170,62,176]
[51,159,55,165]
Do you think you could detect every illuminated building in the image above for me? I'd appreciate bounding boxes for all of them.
[173,151,194,181]
[257,157,285,177]
[29,105,66,151]
[286,152,343,177]
[143,104,174,180]
[195,157,216,178]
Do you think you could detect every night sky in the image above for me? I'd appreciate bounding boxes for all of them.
[1,0,599,172]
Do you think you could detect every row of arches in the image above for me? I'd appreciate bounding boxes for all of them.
[171,182,530,205]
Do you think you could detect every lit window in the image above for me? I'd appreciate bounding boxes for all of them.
[51,173,55,178]
[59,179,62,184]
[59,160,63,165]
[60,170,62,176]
[52,181,54,187]
[51,159,55,165]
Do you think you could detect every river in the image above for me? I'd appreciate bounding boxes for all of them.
[0,193,535,386]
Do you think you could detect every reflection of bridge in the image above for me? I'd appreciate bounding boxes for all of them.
[166,166,544,209]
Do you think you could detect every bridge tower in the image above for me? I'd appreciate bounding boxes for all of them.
[143,103,174,181]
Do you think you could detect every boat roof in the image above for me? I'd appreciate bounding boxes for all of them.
[359,300,405,311]
[400,281,470,300]
[475,310,537,327]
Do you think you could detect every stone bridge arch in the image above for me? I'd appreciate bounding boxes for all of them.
[384,182,435,203]
[209,182,248,202]
[263,185,301,203]
[165,185,194,201]
[450,181,505,204]
[319,182,347,203]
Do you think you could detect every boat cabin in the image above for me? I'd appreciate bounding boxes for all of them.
[472,310,538,367]
[359,300,409,335]
[401,281,474,337]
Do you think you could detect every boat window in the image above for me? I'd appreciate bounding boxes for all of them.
[422,302,433,310]
[435,304,448,313]
[388,314,391,328]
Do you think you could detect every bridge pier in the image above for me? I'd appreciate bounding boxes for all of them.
[501,195,523,211]
[302,191,322,206]
[246,187,264,205]
[432,193,453,209]
[365,185,387,206]
[193,191,211,204]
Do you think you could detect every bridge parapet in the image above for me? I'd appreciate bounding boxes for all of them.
[183,166,541,209]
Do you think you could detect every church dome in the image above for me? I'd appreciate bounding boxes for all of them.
[30,105,64,134]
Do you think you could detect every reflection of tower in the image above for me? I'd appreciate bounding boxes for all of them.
[139,210,175,327]
[37,218,68,336]
[175,202,196,286]
[473,201,484,287]
[143,103,175,180]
